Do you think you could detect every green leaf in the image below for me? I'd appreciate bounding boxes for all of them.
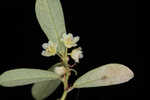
[0,68,59,87]
[35,0,66,52]
[32,80,61,100]
[73,63,134,88]
[32,63,62,100]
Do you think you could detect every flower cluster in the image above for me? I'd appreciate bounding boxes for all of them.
[42,33,83,63]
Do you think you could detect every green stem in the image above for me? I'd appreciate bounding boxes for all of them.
[61,64,70,99]
[60,72,69,100]
[59,47,71,100]
[65,48,68,57]
[60,90,68,100]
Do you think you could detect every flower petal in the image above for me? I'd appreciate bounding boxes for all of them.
[41,51,51,57]
[42,43,49,49]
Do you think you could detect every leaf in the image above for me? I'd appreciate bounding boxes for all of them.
[32,80,61,100]
[32,63,62,100]
[35,0,66,52]
[73,63,134,88]
[0,68,59,87]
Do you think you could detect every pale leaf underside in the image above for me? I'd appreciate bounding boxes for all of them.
[74,63,134,88]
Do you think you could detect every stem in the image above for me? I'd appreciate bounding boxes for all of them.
[60,91,68,100]
[61,48,68,66]
[60,72,69,100]
[59,47,72,100]
[65,48,68,57]
[57,54,63,61]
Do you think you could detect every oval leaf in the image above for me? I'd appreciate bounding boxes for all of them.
[0,68,59,87]
[32,80,61,100]
[35,0,66,51]
[32,63,62,100]
[73,63,134,88]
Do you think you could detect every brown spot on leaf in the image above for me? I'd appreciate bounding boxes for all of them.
[101,76,108,80]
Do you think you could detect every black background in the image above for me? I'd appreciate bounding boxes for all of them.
[0,0,140,100]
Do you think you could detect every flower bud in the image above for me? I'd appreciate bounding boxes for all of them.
[70,47,83,63]
[54,66,66,76]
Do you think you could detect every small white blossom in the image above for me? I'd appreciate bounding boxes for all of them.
[41,41,57,57]
[70,47,83,63]
[54,66,66,76]
[61,33,80,48]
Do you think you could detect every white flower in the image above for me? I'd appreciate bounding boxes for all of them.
[41,41,57,57]
[61,33,80,48]
[70,47,83,63]
[54,66,66,76]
